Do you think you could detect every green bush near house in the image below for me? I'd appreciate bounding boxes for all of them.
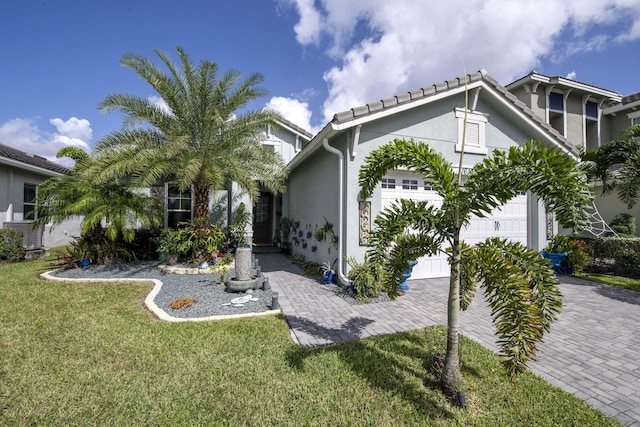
[346,256,384,301]
[0,229,25,262]
[571,236,640,278]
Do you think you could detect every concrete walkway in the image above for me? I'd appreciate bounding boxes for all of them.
[259,253,640,426]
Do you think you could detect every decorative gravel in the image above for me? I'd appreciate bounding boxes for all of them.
[50,261,274,319]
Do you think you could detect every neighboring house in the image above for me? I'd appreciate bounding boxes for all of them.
[0,143,81,250]
[507,72,640,234]
[283,70,579,281]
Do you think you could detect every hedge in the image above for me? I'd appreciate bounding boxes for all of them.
[0,229,26,262]
[571,236,640,278]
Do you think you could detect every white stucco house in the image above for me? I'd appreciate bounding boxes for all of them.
[280,70,580,282]
[0,143,81,250]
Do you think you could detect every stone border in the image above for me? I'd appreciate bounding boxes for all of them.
[40,270,281,322]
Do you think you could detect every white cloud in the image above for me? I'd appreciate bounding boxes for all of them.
[566,70,577,80]
[265,96,320,134]
[285,0,640,123]
[148,95,173,115]
[0,117,92,166]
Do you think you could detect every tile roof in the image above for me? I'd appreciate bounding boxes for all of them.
[329,69,575,155]
[0,143,71,175]
[277,117,313,139]
[622,91,640,104]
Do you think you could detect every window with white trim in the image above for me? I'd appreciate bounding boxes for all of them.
[630,111,640,126]
[455,108,488,155]
[23,183,37,220]
[424,181,434,191]
[381,178,396,189]
[548,91,565,135]
[633,117,640,126]
[402,179,418,190]
[166,184,192,228]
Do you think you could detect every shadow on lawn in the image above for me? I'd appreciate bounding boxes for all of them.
[284,315,481,419]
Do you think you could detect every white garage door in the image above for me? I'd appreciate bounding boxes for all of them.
[380,172,528,279]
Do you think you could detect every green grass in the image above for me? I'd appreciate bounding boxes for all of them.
[0,256,621,426]
[576,272,640,292]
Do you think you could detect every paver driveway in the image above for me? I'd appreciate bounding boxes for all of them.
[259,253,640,426]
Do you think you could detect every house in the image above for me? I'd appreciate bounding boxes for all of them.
[0,143,81,251]
[507,72,640,234]
[281,70,581,281]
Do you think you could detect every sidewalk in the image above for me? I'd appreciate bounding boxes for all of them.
[260,252,640,426]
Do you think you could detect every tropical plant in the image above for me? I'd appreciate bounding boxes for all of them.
[35,147,162,264]
[359,138,592,395]
[91,46,289,224]
[345,256,384,301]
[226,203,251,250]
[583,124,640,209]
[543,234,587,273]
[157,228,191,257]
[178,218,226,261]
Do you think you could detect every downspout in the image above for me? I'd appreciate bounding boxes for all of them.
[322,137,349,285]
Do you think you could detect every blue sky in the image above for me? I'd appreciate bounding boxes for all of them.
[1,0,639,164]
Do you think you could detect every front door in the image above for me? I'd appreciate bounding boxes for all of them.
[252,191,273,245]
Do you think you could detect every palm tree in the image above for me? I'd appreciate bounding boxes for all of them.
[92,46,288,223]
[35,147,162,262]
[583,124,640,209]
[358,139,592,395]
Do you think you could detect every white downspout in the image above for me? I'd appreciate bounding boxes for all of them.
[322,137,349,285]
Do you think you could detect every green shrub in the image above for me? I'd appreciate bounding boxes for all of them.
[572,236,640,277]
[609,213,636,237]
[0,229,26,262]
[346,256,384,301]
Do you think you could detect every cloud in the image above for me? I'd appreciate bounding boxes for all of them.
[566,70,577,80]
[0,117,92,166]
[148,96,173,115]
[284,0,640,123]
[265,96,320,134]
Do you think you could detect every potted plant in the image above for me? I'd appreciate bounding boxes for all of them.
[319,259,336,284]
[541,234,569,275]
[158,228,190,266]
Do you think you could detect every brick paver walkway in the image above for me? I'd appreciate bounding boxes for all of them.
[259,253,640,426]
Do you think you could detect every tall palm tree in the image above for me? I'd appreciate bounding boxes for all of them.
[35,147,162,260]
[583,124,640,209]
[359,139,592,395]
[92,46,288,222]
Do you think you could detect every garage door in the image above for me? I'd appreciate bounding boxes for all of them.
[380,172,528,279]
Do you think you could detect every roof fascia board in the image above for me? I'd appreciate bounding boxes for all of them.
[549,76,621,100]
[287,124,336,169]
[0,157,66,177]
[276,120,312,141]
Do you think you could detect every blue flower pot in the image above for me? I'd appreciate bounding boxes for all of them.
[541,251,567,275]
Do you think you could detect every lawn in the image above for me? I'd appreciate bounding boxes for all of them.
[0,255,620,426]
[576,272,640,292]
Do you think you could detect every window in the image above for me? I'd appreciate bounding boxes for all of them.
[585,101,598,120]
[402,179,418,190]
[549,92,564,112]
[424,181,434,191]
[23,183,37,220]
[381,178,395,189]
[167,184,191,228]
[455,108,488,154]
[548,92,565,135]
[633,117,640,126]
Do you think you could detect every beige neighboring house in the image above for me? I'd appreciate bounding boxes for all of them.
[0,143,81,252]
[507,72,640,235]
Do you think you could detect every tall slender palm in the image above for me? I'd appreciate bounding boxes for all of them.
[583,124,640,209]
[359,139,592,395]
[92,46,288,222]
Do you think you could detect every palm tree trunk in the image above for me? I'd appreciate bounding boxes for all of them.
[441,233,462,396]
[193,181,210,221]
